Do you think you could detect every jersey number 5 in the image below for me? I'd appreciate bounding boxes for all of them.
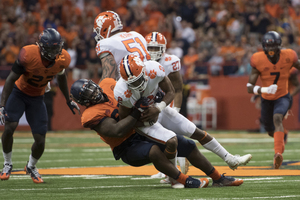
[122,38,151,61]
[270,72,280,84]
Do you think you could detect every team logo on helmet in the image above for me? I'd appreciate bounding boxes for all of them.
[93,11,123,42]
[119,55,148,92]
[145,32,167,61]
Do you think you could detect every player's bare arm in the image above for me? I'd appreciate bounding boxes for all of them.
[0,71,21,106]
[119,104,133,120]
[118,101,147,128]
[247,67,260,94]
[57,72,80,114]
[93,116,138,137]
[168,71,183,109]
[140,76,175,122]
[100,54,118,82]
[289,71,300,97]
[292,59,300,71]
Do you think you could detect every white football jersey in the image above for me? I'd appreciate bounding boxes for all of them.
[114,60,165,108]
[159,53,181,76]
[95,31,150,79]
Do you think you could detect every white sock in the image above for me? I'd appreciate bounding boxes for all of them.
[202,138,230,160]
[169,152,178,169]
[28,155,38,168]
[3,151,12,165]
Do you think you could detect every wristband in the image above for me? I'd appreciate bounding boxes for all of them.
[155,101,167,112]
[130,108,141,119]
[261,87,268,94]
[173,107,180,112]
[253,86,260,95]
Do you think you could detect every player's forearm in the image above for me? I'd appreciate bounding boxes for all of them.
[100,56,118,81]
[113,116,138,137]
[0,73,19,106]
[173,91,182,109]
[57,74,71,101]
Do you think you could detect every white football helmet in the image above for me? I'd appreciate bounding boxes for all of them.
[93,11,123,42]
[145,32,167,61]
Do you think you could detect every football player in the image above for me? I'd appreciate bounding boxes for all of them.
[93,11,150,82]
[70,78,244,188]
[0,28,80,183]
[247,31,300,169]
[145,32,188,179]
[114,55,251,187]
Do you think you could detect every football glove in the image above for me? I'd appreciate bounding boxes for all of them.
[67,100,80,115]
[0,106,6,125]
[134,97,149,112]
[154,90,165,103]
[266,84,278,94]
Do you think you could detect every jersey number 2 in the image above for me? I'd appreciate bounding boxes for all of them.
[270,72,280,84]
[122,38,151,60]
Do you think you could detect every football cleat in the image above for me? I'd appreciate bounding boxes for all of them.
[24,163,44,183]
[185,176,209,188]
[177,157,189,174]
[225,154,252,170]
[160,176,171,184]
[212,174,243,186]
[273,153,283,169]
[0,163,13,180]
[170,177,184,189]
[151,172,166,179]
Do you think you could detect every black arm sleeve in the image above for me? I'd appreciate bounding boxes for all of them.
[12,60,26,74]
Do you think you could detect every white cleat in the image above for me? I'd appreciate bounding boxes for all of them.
[225,154,252,170]
[151,172,166,179]
[160,176,171,184]
[170,177,184,189]
[177,157,189,174]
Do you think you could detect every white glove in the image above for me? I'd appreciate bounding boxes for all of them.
[45,82,51,93]
[262,84,278,94]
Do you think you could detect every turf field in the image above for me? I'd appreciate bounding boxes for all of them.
[0,130,299,200]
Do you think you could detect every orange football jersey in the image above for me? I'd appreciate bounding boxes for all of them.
[81,78,135,150]
[250,49,298,100]
[15,45,70,96]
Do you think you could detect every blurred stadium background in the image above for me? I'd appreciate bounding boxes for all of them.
[0,0,300,131]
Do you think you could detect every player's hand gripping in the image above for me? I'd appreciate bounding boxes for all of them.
[134,97,149,112]
[266,84,278,94]
[0,106,6,125]
[67,100,81,114]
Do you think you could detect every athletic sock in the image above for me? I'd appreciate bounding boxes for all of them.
[207,167,221,181]
[175,171,188,185]
[274,131,284,154]
[28,155,38,168]
[3,151,12,165]
[202,138,229,160]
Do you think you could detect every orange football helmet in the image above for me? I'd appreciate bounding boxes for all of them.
[145,32,167,61]
[93,11,123,42]
[120,55,148,92]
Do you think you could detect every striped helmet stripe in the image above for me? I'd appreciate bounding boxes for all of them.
[151,32,158,42]
[123,55,132,77]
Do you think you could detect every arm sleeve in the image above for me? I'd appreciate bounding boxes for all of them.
[12,60,26,74]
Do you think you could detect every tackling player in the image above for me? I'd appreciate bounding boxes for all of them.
[247,31,300,169]
[114,55,251,187]
[93,11,150,82]
[0,28,80,183]
[70,78,244,188]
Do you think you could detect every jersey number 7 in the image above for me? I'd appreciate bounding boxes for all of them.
[270,72,280,84]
